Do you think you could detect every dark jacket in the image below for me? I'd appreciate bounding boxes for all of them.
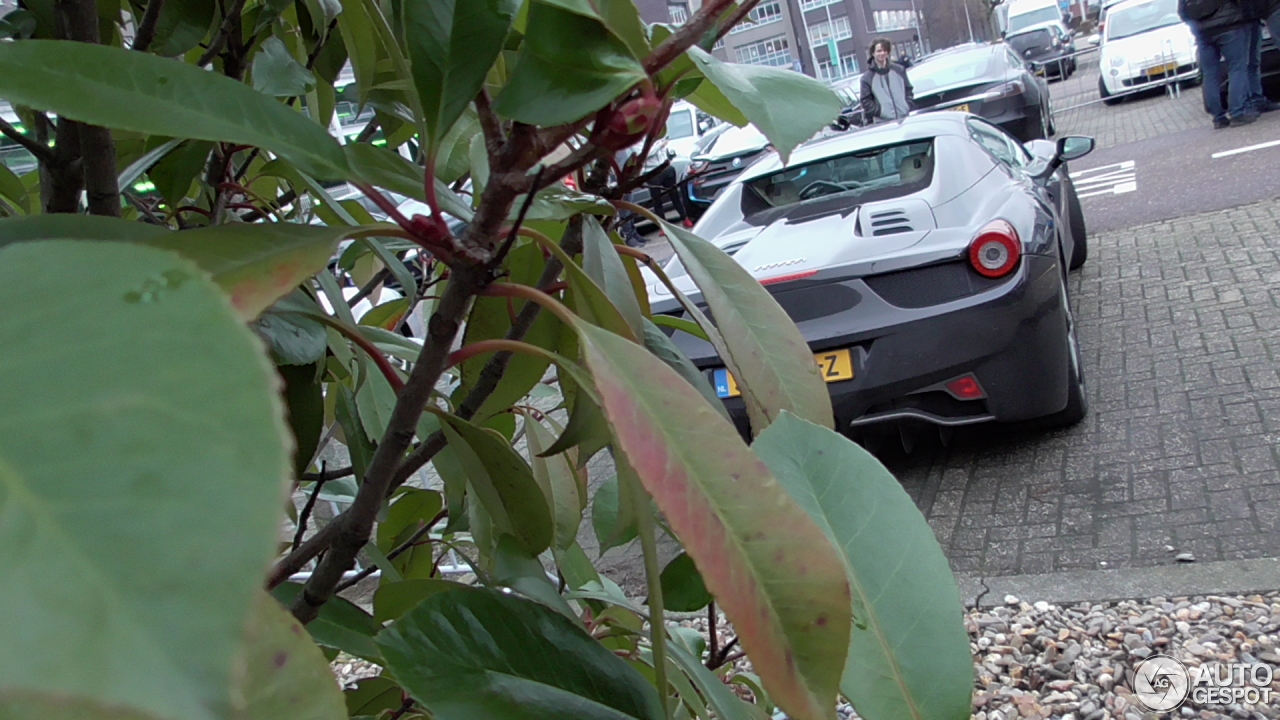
[1179,0,1250,38]
[859,62,916,122]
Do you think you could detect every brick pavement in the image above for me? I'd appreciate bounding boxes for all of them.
[888,199,1280,578]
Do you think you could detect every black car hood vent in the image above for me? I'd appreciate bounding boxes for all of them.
[867,209,914,236]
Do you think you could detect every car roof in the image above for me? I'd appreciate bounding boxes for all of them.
[1107,0,1172,14]
[738,113,969,181]
[1006,20,1064,36]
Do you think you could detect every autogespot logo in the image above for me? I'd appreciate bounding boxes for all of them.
[1133,655,1275,711]
[1133,655,1190,711]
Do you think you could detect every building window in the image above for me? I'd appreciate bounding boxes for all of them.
[734,35,793,67]
[874,9,918,31]
[730,0,784,34]
[668,3,688,25]
[714,37,725,49]
[818,53,860,81]
[799,0,840,10]
[807,15,852,45]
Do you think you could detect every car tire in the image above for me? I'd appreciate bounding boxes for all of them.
[1024,107,1048,141]
[1099,76,1122,106]
[1066,179,1087,269]
[1038,271,1088,428]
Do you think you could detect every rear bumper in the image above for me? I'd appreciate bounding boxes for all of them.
[658,254,1072,435]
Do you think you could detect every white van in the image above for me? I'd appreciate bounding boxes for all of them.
[663,101,718,176]
[1006,0,1069,35]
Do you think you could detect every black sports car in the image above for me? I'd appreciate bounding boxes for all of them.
[649,113,1094,443]
[907,43,1057,141]
[1007,24,1078,79]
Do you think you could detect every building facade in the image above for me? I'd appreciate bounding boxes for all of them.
[643,0,929,86]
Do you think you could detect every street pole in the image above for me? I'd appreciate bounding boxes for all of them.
[797,1,823,80]
[823,0,838,80]
[963,0,975,41]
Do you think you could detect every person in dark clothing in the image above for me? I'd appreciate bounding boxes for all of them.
[1243,0,1280,111]
[859,38,916,123]
[1181,0,1258,127]
[645,164,693,228]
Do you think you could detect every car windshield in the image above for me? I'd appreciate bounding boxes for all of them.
[1008,5,1061,32]
[907,51,1001,94]
[1107,0,1181,40]
[742,139,934,208]
[1008,28,1054,51]
[665,109,696,140]
[703,125,768,158]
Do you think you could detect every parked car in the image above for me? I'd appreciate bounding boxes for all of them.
[663,100,718,173]
[684,123,770,220]
[907,43,1057,141]
[832,78,869,128]
[1005,0,1069,35]
[651,113,1095,444]
[1007,23,1078,79]
[1097,0,1197,104]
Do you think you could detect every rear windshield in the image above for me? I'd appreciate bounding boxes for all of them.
[1008,5,1061,32]
[665,109,695,139]
[742,139,935,211]
[908,51,1001,94]
[1008,28,1054,51]
[1106,0,1180,40]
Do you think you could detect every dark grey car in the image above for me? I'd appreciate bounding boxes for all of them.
[907,43,1056,141]
[650,113,1094,442]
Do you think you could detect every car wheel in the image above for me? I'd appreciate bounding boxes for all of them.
[1066,178,1087,269]
[1038,271,1088,428]
[1099,76,1122,106]
[1023,107,1048,141]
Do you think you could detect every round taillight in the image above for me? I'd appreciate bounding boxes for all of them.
[968,220,1021,278]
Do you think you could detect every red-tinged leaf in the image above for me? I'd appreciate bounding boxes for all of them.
[575,321,851,720]
[659,219,833,434]
[359,298,411,331]
[143,224,353,320]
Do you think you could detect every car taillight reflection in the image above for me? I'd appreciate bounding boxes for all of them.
[968,219,1021,278]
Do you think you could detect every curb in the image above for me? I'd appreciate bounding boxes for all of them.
[956,557,1280,609]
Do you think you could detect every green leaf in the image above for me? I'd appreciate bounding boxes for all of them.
[337,0,378,105]
[543,239,635,342]
[373,578,460,623]
[541,371,611,459]
[659,552,712,612]
[268,583,383,665]
[590,470,635,554]
[345,676,405,717]
[574,321,852,720]
[279,362,324,477]
[230,593,350,720]
[378,488,443,551]
[554,542,601,590]
[650,313,709,341]
[359,297,411,330]
[0,40,349,179]
[376,586,666,720]
[335,384,376,480]
[660,219,832,434]
[150,0,215,56]
[593,0,649,60]
[666,641,759,720]
[148,139,214,205]
[253,36,317,97]
[429,426,470,534]
[523,414,583,551]
[438,413,553,555]
[521,185,616,221]
[494,0,645,126]
[355,356,399,440]
[437,105,479,184]
[0,241,290,720]
[640,318,728,422]
[255,290,329,366]
[686,48,841,164]
[404,0,519,153]
[752,413,974,720]
[492,533,577,620]
[144,223,351,320]
[0,162,28,213]
[344,142,474,220]
[0,214,171,245]
[582,216,643,336]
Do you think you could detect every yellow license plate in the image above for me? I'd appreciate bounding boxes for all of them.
[1145,62,1177,76]
[951,103,970,113]
[713,349,854,399]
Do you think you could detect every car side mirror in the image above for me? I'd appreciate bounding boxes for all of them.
[667,148,676,159]
[1058,135,1095,161]
[1086,33,1100,46]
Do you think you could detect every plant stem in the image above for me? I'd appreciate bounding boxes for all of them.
[481,282,579,329]
[632,475,672,720]
[332,508,446,592]
[130,0,165,52]
[293,462,329,550]
[707,601,718,666]
[0,116,53,164]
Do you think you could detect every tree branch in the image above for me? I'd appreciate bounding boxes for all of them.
[292,462,329,551]
[475,88,505,158]
[642,0,757,75]
[332,508,446,593]
[289,264,484,624]
[196,0,248,67]
[130,0,165,52]
[0,116,53,165]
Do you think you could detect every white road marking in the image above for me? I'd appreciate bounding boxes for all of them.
[1071,160,1137,198]
[1211,139,1280,159]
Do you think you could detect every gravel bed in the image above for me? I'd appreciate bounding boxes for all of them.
[331,592,1280,719]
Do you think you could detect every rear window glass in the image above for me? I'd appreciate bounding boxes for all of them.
[908,51,1000,94]
[742,139,935,210]
[1008,5,1061,32]
[665,109,695,139]
[1008,29,1053,51]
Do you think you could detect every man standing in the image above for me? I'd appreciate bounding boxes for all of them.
[1180,0,1257,127]
[860,38,916,123]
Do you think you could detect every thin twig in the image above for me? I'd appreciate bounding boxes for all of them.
[293,462,330,551]
[333,508,446,592]
[387,697,416,720]
[302,465,352,482]
[707,602,718,666]
[642,0,753,75]
[346,267,392,309]
[491,166,543,271]
[123,190,165,225]
[0,116,53,165]
[196,0,249,67]
[130,0,165,52]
